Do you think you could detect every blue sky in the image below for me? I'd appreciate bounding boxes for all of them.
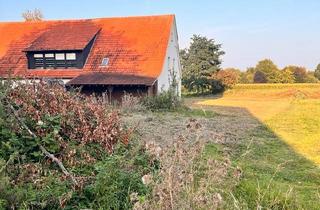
[1,0,320,70]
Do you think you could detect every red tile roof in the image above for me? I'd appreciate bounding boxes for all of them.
[66,72,156,86]
[24,21,101,51]
[0,15,174,80]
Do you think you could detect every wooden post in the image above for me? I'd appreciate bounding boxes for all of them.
[107,86,114,102]
[147,86,153,96]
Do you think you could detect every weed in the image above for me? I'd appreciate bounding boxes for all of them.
[141,89,181,111]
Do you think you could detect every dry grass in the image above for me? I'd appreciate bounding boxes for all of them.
[196,83,320,164]
[132,119,238,210]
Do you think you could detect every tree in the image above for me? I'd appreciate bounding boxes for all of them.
[306,72,319,83]
[22,8,43,22]
[279,68,295,83]
[223,68,241,82]
[283,66,308,83]
[180,35,225,93]
[253,71,267,83]
[255,59,280,83]
[211,69,239,91]
[314,64,320,80]
[239,67,255,83]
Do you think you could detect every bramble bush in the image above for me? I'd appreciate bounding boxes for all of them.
[0,80,157,209]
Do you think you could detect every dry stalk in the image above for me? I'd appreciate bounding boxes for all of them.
[134,118,230,210]
[256,160,292,208]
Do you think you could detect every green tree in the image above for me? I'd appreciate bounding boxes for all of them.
[314,64,320,80]
[239,67,255,84]
[255,59,281,83]
[306,72,319,83]
[180,35,225,93]
[279,68,295,83]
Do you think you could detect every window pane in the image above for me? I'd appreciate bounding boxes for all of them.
[34,54,43,58]
[101,58,109,66]
[45,53,54,58]
[66,53,76,60]
[55,53,65,60]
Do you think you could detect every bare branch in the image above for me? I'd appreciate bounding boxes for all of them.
[22,8,43,22]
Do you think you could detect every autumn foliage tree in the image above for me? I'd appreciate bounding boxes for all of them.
[211,68,240,91]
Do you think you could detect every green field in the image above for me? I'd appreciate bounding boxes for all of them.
[187,83,320,209]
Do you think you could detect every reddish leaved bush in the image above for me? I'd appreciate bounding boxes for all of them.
[7,81,130,153]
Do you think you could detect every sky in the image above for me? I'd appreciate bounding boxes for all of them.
[1,0,320,70]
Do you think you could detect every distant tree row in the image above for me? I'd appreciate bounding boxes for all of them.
[180,34,320,94]
[236,59,319,84]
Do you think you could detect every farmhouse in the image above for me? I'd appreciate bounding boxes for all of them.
[0,14,181,99]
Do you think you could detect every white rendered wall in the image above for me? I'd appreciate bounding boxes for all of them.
[157,18,182,97]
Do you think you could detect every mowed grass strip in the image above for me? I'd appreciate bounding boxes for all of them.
[233,125,320,209]
[198,83,320,164]
[191,83,320,209]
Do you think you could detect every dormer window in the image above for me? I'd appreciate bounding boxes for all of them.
[29,52,78,69]
[24,24,101,70]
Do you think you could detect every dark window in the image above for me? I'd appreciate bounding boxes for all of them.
[30,52,78,69]
[45,53,55,68]
[34,54,44,69]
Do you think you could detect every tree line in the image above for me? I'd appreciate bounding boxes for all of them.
[234,60,320,84]
[180,35,320,94]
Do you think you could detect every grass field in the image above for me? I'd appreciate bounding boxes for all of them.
[197,83,320,165]
[185,83,320,209]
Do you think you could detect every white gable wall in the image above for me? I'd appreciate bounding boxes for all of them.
[156,18,182,97]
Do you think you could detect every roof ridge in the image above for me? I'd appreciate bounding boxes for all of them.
[0,14,175,24]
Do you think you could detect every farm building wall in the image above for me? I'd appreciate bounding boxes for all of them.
[157,18,182,97]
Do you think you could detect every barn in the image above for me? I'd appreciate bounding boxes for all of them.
[0,14,181,100]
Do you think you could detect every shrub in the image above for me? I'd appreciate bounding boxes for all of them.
[141,89,181,111]
[6,81,129,153]
[0,80,156,209]
[87,140,157,209]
